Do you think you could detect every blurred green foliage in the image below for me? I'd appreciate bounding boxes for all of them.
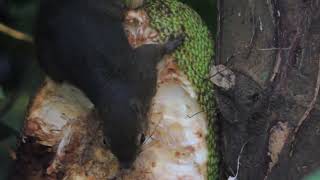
[305,170,320,180]
[8,0,39,33]
[0,0,215,179]
[0,0,42,179]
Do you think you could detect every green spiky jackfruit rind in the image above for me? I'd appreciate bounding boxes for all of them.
[144,0,218,179]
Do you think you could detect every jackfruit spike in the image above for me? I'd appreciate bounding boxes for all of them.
[144,0,218,179]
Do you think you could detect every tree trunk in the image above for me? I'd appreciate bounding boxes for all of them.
[217,0,320,179]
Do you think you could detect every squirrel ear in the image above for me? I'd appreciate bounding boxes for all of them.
[163,34,185,54]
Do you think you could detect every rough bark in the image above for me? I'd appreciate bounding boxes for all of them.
[217,0,320,179]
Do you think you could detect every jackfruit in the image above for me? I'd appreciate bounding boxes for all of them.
[143,0,218,179]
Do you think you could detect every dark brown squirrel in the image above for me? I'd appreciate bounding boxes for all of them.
[34,0,184,168]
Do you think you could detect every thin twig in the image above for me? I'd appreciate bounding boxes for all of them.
[205,65,228,82]
[228,140,250,180]
[0,23,33,43]
[248,20,256,49]
[187,110,204,119]
[270,51,282,82]
[143,117,162,146]
[138,117,163,156]
[226,51,241,65]
[293,57,320,136]
[290,57,320,157]
[258,47,290,51]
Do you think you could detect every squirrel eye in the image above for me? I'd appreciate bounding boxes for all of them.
[139,133,146,145]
